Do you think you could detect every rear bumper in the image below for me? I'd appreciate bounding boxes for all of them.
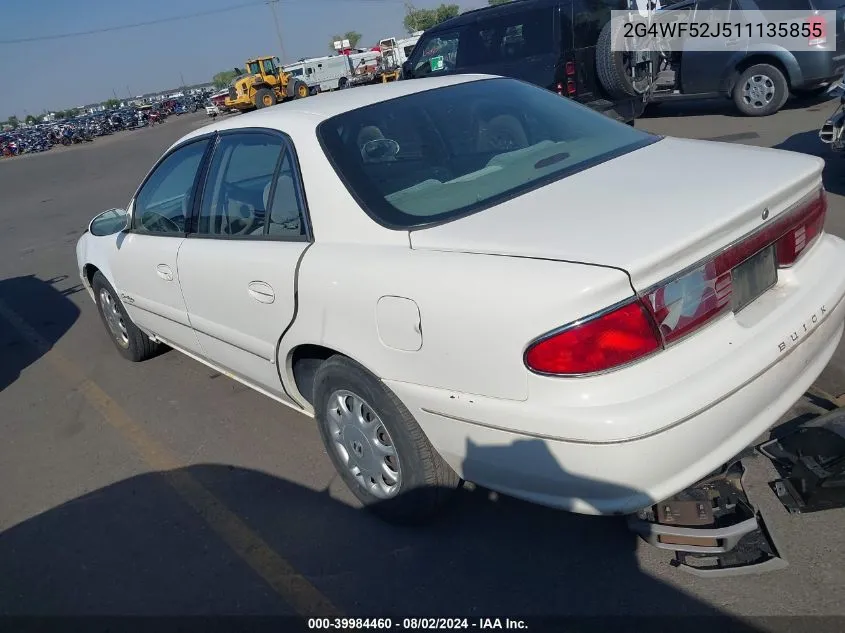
[790,51,845,87]
[386,234,845,515]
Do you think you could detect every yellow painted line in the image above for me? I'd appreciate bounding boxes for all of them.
[0,297,342,619]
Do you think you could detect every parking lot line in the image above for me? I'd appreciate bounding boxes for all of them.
[0,296,342,619]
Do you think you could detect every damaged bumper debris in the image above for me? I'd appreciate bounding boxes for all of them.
[627,460,788,577]
[758,404,845,515]
[629,392,845,576]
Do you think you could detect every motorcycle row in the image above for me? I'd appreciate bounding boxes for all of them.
[0,95,205,159]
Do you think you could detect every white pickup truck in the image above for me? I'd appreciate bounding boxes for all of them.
[205,104,220,118]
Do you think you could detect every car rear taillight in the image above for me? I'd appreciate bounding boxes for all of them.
[808,15,827,47]
[775,189,827,266]
[643,187,827,343]
[524,301,661,375]
[526,188,828,375]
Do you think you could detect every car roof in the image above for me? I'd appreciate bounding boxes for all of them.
[425,0,560,32]
[176,74,498,146]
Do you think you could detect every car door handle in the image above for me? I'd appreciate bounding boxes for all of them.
[156,264,174,281]
[247,281,275,304]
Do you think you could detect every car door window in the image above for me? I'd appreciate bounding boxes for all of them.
[133,138,209,235]
[266,149,308,239]
[196,133,285,237]
[412,31,460,75]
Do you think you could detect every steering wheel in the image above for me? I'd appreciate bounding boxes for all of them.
[224,202,257,236]
[141,210,181,233]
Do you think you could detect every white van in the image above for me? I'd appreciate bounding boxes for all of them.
[285,55,352,92]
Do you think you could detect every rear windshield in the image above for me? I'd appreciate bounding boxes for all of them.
[317,78,656,229]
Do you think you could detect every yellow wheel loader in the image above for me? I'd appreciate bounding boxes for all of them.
[224,56,310,113]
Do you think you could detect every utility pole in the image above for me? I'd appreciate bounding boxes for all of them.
[180,72,186,89]
[266,0,287,63]
[126,85,132,98]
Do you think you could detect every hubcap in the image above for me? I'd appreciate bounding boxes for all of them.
[326,390,401,499]
[99,288,129,348]
[263,95,272,106]
[741,75,775,109]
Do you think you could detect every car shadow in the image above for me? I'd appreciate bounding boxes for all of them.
[0,437,762,631]
[773,130,845,198]
[0,274,82,393]
[641,93,836,119]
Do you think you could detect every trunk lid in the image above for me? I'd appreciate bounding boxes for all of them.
[409,137,824,290]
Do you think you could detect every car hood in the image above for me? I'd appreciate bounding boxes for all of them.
[410,137,824,290]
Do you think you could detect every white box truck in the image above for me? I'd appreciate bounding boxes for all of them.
[284,55,353,93]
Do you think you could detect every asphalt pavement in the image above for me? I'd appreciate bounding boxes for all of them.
[1,101,844,628]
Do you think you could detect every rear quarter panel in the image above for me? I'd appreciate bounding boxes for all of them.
[280,244,635,403]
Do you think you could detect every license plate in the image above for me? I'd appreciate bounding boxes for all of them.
[732,245,777,313]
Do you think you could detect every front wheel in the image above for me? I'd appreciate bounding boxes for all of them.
[733,64,789,116]
[293,79,309,99]
[255,87,276,109]
[313,355,460,524]
[92,272,161,362]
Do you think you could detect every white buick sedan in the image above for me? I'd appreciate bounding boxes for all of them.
[77,75,845,522]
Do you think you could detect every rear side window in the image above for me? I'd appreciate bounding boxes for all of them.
[317,78,655,229]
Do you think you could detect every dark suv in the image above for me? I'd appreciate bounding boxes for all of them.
[400,0,653,124]
[650,0,845,115]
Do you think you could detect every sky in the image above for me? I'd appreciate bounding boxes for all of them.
[0,0,484,119]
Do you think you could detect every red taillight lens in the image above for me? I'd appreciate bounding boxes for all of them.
[565,61,576,76]
[566,79,576,95]
[775,190,827,266]
[643,260,733,344]
[808,15,827,46]
[524,301,661,375]
[526,188,828,375]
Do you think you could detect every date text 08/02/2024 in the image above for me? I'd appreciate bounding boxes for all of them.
[307,618,529,630]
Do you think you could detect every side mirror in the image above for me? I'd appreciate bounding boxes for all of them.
[88,208,129,237]
[402,60,412,78]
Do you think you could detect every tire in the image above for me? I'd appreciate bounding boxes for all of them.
[255,87,276,109]
[91,271,160,362]
[595,19,656,100]
[733,64,789,116]
[293,79,309,99]
[338,76,349,90]
[313,355,460,524]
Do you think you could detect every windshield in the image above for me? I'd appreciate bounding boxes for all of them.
[317,78,656,229]
[248,62,261,74]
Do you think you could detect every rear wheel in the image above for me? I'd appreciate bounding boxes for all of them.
[91,272,160,362]
[733,64,788,116]
[313,355,460,524]
[255,88,276,109]
[595,19,656,100]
